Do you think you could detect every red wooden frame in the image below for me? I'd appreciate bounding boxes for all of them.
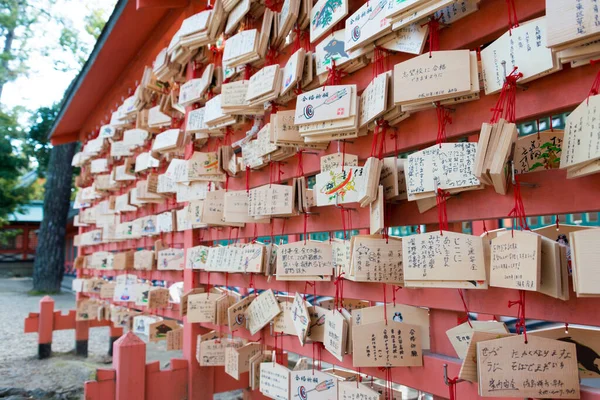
[65,0,600,399]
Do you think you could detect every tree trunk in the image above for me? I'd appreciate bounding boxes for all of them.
[33,142,76,293]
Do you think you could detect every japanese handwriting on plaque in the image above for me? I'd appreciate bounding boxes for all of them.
[352,321,422,367]
[338,382,382,400]
[402,231,486,288]
[348,236,403,284]
[324,310,348,362]
[187,293,222,323]
[514,130,563,174]
[446,320,509,359]
[276,241,334,279]
[290,369,338,400]
[405,142,480,198]
[199,338,245,367]
[245,289,282,335]
[295,85,354,125]
[225,342,262,380]
[260,362,291,400]
[291,293,311,345]
[490,230,541,291]
[352,304,431,350]
[477,335,580,398]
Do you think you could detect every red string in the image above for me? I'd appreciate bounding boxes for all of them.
[245,166,251,193]
[435,103,452,145]
[265,45,280,66]
[556,214,560,230]
[324,59,345,87]
[482,220,489,235]
[296,150,304,177]
[423,16,441,57]
[447,377,459,400]
[383,284,388,325]
[505,0,519,34]
[334,273,345,312]
[457,289,473,328]
[490,67,523,124]
[248,273,255,293]
[303,213,309,244]
[277,162,284,184]
[243,64,253,80]
[508,174,529,236]
[436,188,450,234]
[588,59,600,103]
[508,290,528,343]
[392,286,401,306]
[340,208,347,240]
[372,47,391,78]
[565,322,569,334]
[206,271,211,297]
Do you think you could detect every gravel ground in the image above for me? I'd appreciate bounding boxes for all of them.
[0,278,183,399]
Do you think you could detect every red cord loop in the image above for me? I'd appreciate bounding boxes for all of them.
[436,188,450,233]
[490,67,523,124]
[508,290,528,343]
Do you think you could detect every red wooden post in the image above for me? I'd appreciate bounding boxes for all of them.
[75,319,90,357]
[113,332,146,400]
[108,325,124,356]
[38,296,54,359]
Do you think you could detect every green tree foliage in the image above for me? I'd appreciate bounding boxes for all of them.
[22,103,59,178]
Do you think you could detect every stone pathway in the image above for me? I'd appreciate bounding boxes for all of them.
[0,278,183,399]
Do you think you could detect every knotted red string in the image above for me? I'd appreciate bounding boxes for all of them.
[209,44,223,66]
[265,0,281,12]
[508,290,527,343]
[292,24,309,53]
[505,0,519,34]
[265,45,280,66]
[447,377,459,400]
[588,59,600,103]
[457,289,473,328]
[325,60,345,87]
[243,64,253,80]
[435,103,452,145]
[248,273,255,293]
[436,188,450,234]
[392,286,401,306]
[556,214,560,230]
[372,46,391,78]
[490,67,523,124]
[508,174,529,237]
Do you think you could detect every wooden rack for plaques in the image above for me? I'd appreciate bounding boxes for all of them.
[66,0,600,399]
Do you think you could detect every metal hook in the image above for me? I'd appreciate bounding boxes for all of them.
[429,15,451,29]
[501,61,528,91]
[443,364,465,386]
[510,160,538,188]
[334,193,357,211]
[431,102,455,112]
